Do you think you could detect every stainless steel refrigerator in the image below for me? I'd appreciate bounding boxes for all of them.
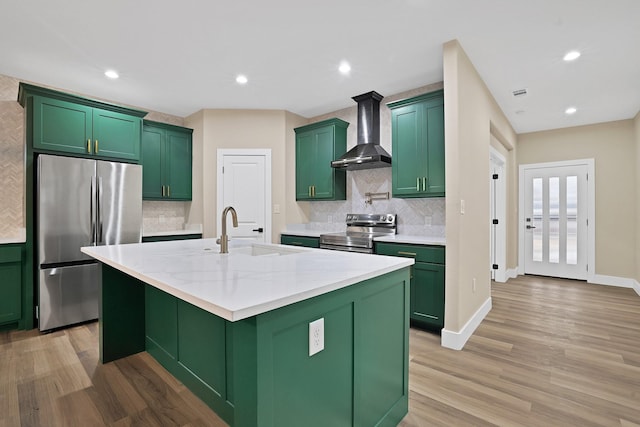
[37,154,142,331]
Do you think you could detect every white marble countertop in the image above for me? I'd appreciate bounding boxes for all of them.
[0,229,26,245]
[375,235,446,246]
[81,239,413,322]
[281,229,323,238]
[143,224,203,237]
[280,228,446,246]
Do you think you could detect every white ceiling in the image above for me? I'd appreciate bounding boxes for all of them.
[1,0,639,134]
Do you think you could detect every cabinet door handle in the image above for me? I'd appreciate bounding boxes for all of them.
[398,251,417,257]
[167,185,170,197]
[87,139,92,153]
[308,186,312,197]
[312,186,316,197]
[422,177,427,191]
[95,140,99,153]
[162,185,165,197]
[416,177,420,191]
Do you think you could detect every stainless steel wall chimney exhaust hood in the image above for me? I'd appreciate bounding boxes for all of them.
[331,91,391,170]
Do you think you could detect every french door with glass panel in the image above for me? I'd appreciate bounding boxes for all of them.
[523,164,588,280]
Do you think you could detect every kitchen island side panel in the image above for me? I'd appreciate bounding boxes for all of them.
[100,264,410,427]
[100,265,145,363]
[254,267,410,427]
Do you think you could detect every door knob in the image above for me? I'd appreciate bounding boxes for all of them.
[526,225,536,229]
[253,227,264,233]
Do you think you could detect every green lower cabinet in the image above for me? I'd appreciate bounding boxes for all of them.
[412,262,445,328]
[376,242,445,330]
[145,285,178,363]
[280,234,320,248]
[0,245,23,326]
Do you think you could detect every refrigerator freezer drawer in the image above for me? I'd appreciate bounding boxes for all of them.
[39,264,100,331]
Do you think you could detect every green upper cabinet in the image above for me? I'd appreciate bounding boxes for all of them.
[141,121,193,201]
[388,90,445,198]
[18,83,146,162]
[295,118,348,201]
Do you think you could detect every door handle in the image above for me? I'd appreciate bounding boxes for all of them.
[252,228,264,233]
[526,225,536,229]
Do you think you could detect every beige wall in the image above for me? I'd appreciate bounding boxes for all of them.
[185,109,307,243]
[518,120,636,278]
[443,40,517,334]
[636,112,640,282]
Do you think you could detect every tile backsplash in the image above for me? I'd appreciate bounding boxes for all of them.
[142,201,190,233]
[302,168,445,237]
[0,75,24,239]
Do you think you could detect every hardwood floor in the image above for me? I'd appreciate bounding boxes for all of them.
[400,275,640,427]
[1,275,639,426]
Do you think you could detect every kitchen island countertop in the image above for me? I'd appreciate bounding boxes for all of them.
[81,238,413,322]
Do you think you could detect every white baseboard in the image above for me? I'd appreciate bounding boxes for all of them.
[441,297,492,351]
[506,268,518,280]
[589,274,634,288]
[633,280,640,297]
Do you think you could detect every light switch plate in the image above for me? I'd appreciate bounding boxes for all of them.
[309,318,324,356]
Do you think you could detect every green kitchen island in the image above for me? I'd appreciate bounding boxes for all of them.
[82,239,413,427]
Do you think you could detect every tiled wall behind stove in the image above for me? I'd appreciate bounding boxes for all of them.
[0,72,188,239]
[0,75,24,239]
[306,168,445,236]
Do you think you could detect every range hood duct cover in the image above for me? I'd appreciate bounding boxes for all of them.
[331,91,392,170]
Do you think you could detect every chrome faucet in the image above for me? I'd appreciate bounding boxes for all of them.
[217,206,238,253]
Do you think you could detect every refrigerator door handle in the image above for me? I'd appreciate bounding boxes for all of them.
[97,176,104,245]
[90,176,97,245]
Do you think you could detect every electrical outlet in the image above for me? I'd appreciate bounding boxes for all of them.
[273,204,280,214]
[424,215,432,227]
[309,318,324,356]
[159,214,166,223]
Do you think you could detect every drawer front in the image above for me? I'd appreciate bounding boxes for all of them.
[280,235,320,248]
[375,242,444,264]
[0,245,22,263]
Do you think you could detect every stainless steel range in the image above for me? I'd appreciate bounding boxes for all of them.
[320,213,397,253]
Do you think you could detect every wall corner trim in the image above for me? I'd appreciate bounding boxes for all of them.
[441,296,492,350]
[632,280,640,297]
[506,268,518,280]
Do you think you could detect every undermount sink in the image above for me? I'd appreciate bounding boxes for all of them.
[229,244,305,257]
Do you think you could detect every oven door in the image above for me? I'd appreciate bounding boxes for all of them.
[319,243,373,254]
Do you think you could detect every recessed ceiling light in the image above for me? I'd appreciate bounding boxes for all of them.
[565,107,577,115]
[563,50,581,62]
[236,74,248,84]
[104,70,119,79]
[338,61,351,75]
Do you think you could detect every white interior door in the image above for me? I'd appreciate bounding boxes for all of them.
[490,148,506,282]
[217,150,271,243]
[523,164,588,280]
